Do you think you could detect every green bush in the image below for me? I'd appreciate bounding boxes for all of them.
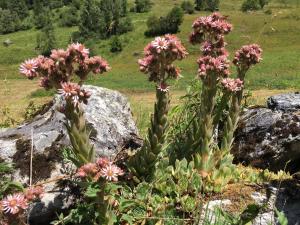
[181,0,194,14]
[135,0,151,13]
[145,6,184,37]
[241,0,261,11]
[59,5,79,27]
[110,36,123,52]
[0,9,21,34]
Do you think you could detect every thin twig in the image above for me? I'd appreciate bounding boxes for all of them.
[30,128,34,187]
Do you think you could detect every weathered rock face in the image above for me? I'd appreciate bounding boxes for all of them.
[0,85,141,224]
[267,92,300,111]
[232,93,300,173]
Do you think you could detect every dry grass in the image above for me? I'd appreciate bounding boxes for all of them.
[0,81,296,132]
[0,79,51,123]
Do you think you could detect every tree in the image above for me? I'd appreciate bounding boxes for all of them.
[7,0,29,20]
[78,0,103,38]
[33,0,49,29]
[36,9,56,56]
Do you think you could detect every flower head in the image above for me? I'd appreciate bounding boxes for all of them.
[197,55,230,79]
[76,163,98,178]
[221,78,244,92]
[19,59,38,79]
[24,186,44,201]
[233,44,262,68]
[152,37,169,53]
[100,163,124,182]
[138,35,187,86]
[1,193,28,215]
[68,43,89,59]
[190,13,232,45]
[157,82,170,92]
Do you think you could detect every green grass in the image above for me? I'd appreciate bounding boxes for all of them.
[0,0,300,91]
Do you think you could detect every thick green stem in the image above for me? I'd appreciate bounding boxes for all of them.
[128,88,169,182]
[220,69,247,155]
[194,75,218,173]
[64,101,95,166]
[97,181,109,224]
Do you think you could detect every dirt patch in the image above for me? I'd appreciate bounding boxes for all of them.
[205,183,265,214]
[13,136,63,183]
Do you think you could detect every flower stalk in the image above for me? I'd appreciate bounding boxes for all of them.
[20,43,110,166]
[128,35,187,181]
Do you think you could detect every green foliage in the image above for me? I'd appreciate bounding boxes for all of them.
[7,0,29,20]
[110,36,123,53]
[78,0,132,40]
[241,0,261,11]
[135,0,152,13]
[36,10,56,56]
[145,6,184,37]
[0,163,24,199]
[0,107,18,128]
[0,9,21,34]
[59,5,79,27]
[194,0,220,11]
[276,209,288,225]
[181,1,194,14]
[33,0,51,29]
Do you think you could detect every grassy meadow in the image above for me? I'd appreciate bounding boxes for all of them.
[0,0,300,134]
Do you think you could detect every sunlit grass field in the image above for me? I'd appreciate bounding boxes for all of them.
[0,0,299,132]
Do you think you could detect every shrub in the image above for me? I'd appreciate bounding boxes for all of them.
[145,6,184,37]
[195,0,220,11]
[36,12,56,56]
[135,0,151,13]
[241,0,261,11]
[110,36,123,53]
[206,0,220,11]
[59,5,79,27]
[181,0,194,14]
[0,9,21,34]
[117,17,133,34]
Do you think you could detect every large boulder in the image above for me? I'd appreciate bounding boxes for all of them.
[232,93,300,173]
[0,85,141,224]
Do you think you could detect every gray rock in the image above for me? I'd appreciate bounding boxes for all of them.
[0,85,141,225]
[267,93,300,112]
[251,183,300,225]
[232,106,300,173]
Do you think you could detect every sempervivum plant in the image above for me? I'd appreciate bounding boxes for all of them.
[169,13,262,192]
[128,35,188,182]
[20,43,110,165]
[0,186,44,225]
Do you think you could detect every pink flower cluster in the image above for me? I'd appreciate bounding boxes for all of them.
[58,82,91,107]
[20,43,110,90]
[233,44,262,69]
[221,78,244,92]
[76,157,124,182]
[190,13,232,45]
[197,55,230,79]
[0,186,44,216]
[138,35,188,92]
